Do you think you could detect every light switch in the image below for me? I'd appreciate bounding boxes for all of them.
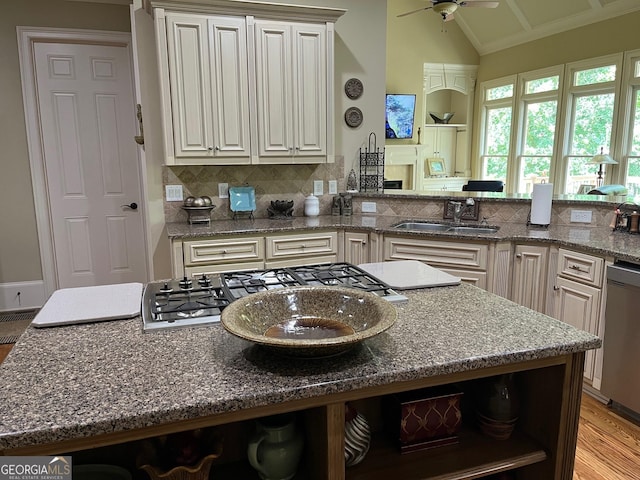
[328,180,338,195]
[218,183,229,198]
[313,180,324,196]
[165,185,183,202]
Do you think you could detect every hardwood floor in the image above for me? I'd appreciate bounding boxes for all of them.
[0,344,12,363]
[574,393,640,480]
[0,345,637,478]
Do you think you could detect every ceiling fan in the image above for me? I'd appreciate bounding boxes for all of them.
[398,0,499,22]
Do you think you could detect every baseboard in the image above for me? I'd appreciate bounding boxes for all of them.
[0,281,46,312]
[583,383,609,404]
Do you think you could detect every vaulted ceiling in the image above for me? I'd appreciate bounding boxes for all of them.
[440,0,640,55]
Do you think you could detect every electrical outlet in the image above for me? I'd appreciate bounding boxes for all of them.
[362,201,377,213]
[328,180,338,195]
[165,185,183,202]
[313,180,324,196]
[570,209,592,223]
[218,183,229,198]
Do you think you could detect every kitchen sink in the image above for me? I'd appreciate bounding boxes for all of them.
[446,226,500,234]
[391,221,500,235]
[391,222,452,232]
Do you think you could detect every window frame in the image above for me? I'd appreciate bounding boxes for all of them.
[475,52,640,195]
[512,66,563,193]
[477,75,516,185]
[556,54,623,193]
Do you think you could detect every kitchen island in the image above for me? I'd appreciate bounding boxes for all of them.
[0,284,600,479]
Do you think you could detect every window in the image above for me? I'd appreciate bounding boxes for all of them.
[562,59,619,193]
[479,78,515,185]
[476,54,636,195]
[621,50,640,199]
[516,69,561,193]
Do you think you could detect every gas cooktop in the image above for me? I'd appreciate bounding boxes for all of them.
[142,262,407,331]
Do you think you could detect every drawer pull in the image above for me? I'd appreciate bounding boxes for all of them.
[553,285,560,291]
[569,264,587,273]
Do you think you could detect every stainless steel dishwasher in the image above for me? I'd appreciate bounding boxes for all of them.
[601,261,640,418]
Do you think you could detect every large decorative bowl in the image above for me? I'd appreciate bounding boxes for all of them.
[429,112,455,124]
[221,286,397,358]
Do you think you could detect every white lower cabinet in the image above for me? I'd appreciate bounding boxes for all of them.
[512,244,549,313]
[343,231,370,265]
[172,230,338,276]
[548,248,607,384]
[382,235,489,288]
[264,231,338,267]
[173,235,265,277]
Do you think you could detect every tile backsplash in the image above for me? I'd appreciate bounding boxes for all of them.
[164,157,345,222]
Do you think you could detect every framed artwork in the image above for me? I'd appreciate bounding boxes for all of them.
[427,158,446,176]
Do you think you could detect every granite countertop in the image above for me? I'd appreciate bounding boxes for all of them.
[167,215,640,263]
[0,284,600,452]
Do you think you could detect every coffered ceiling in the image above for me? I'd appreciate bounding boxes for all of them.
[449,0,640,55]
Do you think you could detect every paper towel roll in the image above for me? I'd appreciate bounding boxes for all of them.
[530,183,553,226]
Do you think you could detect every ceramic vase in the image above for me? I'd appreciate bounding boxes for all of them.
[247,413,304,480]
[344,403,371,467]
[476,373,520,440]
[479,373,520,421]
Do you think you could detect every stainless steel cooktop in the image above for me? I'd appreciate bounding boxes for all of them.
[142,262,407,332]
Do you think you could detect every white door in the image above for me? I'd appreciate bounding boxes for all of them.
[33,42,147,288]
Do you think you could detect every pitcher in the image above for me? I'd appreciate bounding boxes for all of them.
[247,413,304,480]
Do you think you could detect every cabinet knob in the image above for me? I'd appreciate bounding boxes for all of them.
[208,146,213,151]
[553,285,560,291]
[516,253,522,258]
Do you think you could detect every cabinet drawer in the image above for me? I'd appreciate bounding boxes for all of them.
[439,267,487,289]
[557,248,604,287]
[383,236,488,270]
[265,232,338,261]
[184,237,264,266]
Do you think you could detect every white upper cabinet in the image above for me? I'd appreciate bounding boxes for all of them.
[254,21,327,161]
[164,13,250,162]
[151,1,344,165]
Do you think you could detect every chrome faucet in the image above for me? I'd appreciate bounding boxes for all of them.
[452,198,476,224]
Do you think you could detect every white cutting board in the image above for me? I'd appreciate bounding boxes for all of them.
[32,283,143,327]
[359,261,461,290]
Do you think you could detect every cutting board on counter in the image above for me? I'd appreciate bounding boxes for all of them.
[32,283,143,328]
[359,260,461,290]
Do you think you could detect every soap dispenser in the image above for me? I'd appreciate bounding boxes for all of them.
[304,194,319,217]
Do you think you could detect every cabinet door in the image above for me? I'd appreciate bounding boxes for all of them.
[422,127,456,176]
[254,21,327,159]
[512,245,548,313]
[254,21,293,157]
[344,232,369,265]
[208,17,251,157]
[552,276,601,380]
[166,14,213,158]
[165,14,250,160]
[292,24,326,156]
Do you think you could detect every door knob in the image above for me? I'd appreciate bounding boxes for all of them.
[122,202,138,210]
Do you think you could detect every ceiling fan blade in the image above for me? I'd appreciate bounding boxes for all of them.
[460,1,500,7]
[397,6,433,18]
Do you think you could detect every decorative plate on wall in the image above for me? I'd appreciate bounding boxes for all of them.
[344,107,363,128]
[344,78,364,100]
